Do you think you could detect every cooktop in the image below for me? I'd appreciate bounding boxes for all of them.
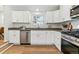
[62,29,79,38]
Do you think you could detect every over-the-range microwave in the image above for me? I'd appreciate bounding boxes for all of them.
[71,5,79,19]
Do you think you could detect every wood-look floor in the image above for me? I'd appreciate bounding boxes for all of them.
[3,45,60,54]
[0,40,5,46]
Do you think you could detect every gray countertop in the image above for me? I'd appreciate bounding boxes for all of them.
[8,28,62,31]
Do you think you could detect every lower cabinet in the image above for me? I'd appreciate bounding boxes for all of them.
[8,30,20,45]
[54,32,61,51]
[8,30,61,51]
[31,30,61,51]
[31,31,54,45]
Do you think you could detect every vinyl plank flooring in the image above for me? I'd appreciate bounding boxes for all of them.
[3,45,60,54]
[0,40,6,46]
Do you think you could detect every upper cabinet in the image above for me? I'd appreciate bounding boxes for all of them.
[53,10,60,23]
[45,10,60,23]
[60,5,72,22]
[45,5,72,23]
[11,5,72,24]
[45,11,54,23]
[12,11,32,23]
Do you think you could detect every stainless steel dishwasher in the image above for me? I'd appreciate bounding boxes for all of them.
[20,30,30,45]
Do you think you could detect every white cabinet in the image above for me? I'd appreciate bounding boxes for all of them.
[31,31,54,45]
[12,11,30,23]
[31,31,46,45]
[45,12,54,23]
[9,30,20,45]
[52,6,72,23]
[54,31,61,51]
[45,10,61,23]
[31,30,61,51]
[60,5,72,21]
[53,10,60,23]
[46,31,55,44]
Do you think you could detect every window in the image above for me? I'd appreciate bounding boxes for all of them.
[34,15,44,25]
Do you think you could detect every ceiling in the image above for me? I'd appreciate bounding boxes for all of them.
[8,5,60,11]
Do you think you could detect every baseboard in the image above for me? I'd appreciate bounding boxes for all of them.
[21,43,31,45]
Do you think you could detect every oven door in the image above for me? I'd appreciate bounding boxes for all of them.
[61,38,79,54]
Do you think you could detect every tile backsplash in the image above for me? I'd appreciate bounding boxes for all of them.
[12,23,62,28]
[61,19,79,29]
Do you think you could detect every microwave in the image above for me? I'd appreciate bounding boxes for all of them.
[71,5,79,18]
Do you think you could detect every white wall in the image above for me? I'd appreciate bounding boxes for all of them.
[0,6,4,27]
[0,12,3,27]
[47,23,62,28]
[12,23,62,28]
[4,6,13,42]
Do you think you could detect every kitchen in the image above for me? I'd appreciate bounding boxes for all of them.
[0,5,79,54]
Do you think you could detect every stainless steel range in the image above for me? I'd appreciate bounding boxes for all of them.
[62,33,79,44]
[61,30,79,54]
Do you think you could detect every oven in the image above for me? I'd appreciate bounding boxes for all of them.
[61,38,79,54]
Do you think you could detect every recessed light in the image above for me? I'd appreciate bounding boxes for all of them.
[36,8,39,11]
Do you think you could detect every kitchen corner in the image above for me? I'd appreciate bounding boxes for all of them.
[1,5,79,54]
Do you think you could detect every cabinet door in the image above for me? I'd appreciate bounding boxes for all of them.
[12,11,23,22]
[45,12,54,23]
[46,31,54,44]
[9,31,15,43]
[31,31,39,44]
[31,31,55,45]
[54,32,61,51]
[23,12,29,23]
[53,10,60,23]
[31,31,46,45]
[14,30,20,44]
[12,11,30,23]
[9,30,20,44]
[60,5,72,21]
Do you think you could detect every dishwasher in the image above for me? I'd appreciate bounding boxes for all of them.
[20,30,30,45]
